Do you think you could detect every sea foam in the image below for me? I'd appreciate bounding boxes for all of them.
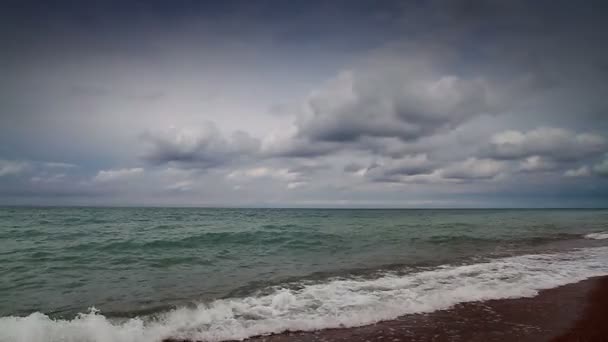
[584,232,608,240]
[2,246,608,342]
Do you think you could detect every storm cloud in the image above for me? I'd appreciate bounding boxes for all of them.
[1,0,607,207]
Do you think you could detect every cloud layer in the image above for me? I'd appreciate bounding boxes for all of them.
[0,0,607,207]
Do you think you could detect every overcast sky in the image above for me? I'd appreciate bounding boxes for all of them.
[1,0,607,207]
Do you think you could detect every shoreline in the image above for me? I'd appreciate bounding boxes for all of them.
[165,276,608,342]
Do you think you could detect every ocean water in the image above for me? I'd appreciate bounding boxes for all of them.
[1,207,608,342]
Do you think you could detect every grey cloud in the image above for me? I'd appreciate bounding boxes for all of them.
[225,166,310,191]
[43,162,77,169]
[0,160,97,202]
[69,85,165,102]
[0,159,77,178]
[268,0,608,164]
[344,162,366,173]
[440,158,506,180]
[268,138,339,158]
[485,127,606,161]
[280,37,560,160]
[93,168,144,183]
[2,0,608,206]
[286,161,330,175]
[296,63,499,146]
[564,166,591,178]
[0,160,29,177]
[370,172,444,185]
[594,157,608,177]
[141,123,260,169]
[518,156,557,173]
[365,154,435,181]
[227,167,298,182]
[225,159,330,191]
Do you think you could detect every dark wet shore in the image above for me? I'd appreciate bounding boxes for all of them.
[165,276,608,342]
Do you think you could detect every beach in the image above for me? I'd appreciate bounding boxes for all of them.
[167,276,608,342]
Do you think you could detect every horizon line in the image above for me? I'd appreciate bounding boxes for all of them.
[1,205,606,210]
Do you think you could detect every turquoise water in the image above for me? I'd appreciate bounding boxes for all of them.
[1,208,608,341]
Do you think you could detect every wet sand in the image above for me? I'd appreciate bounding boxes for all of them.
[552,276,608,342]
[165,276,608,342]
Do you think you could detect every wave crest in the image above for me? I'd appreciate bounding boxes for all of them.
[584,232,608,240]
[2,247,608,342]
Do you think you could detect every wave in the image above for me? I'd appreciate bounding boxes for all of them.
[63,229,344,253]
[2,246,608,342]
[584,232,608,240]
[423,232,581,245]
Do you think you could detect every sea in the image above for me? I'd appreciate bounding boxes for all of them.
[1,207,608,342]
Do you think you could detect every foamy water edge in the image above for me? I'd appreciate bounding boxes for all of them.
[2,246,608,342]
[585,232,608,240]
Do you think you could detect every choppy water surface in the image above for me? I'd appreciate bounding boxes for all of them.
[1,208,607,342]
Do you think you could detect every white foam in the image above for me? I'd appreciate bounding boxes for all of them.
[2,247,608,342]
[585,232,608,240]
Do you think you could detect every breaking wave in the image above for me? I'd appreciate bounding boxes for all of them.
[2,246,608,342]
[585,231,608,240]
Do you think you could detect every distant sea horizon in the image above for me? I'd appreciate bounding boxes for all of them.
[2,205,608,209]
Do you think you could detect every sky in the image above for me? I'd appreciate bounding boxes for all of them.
[1,0,607,207]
